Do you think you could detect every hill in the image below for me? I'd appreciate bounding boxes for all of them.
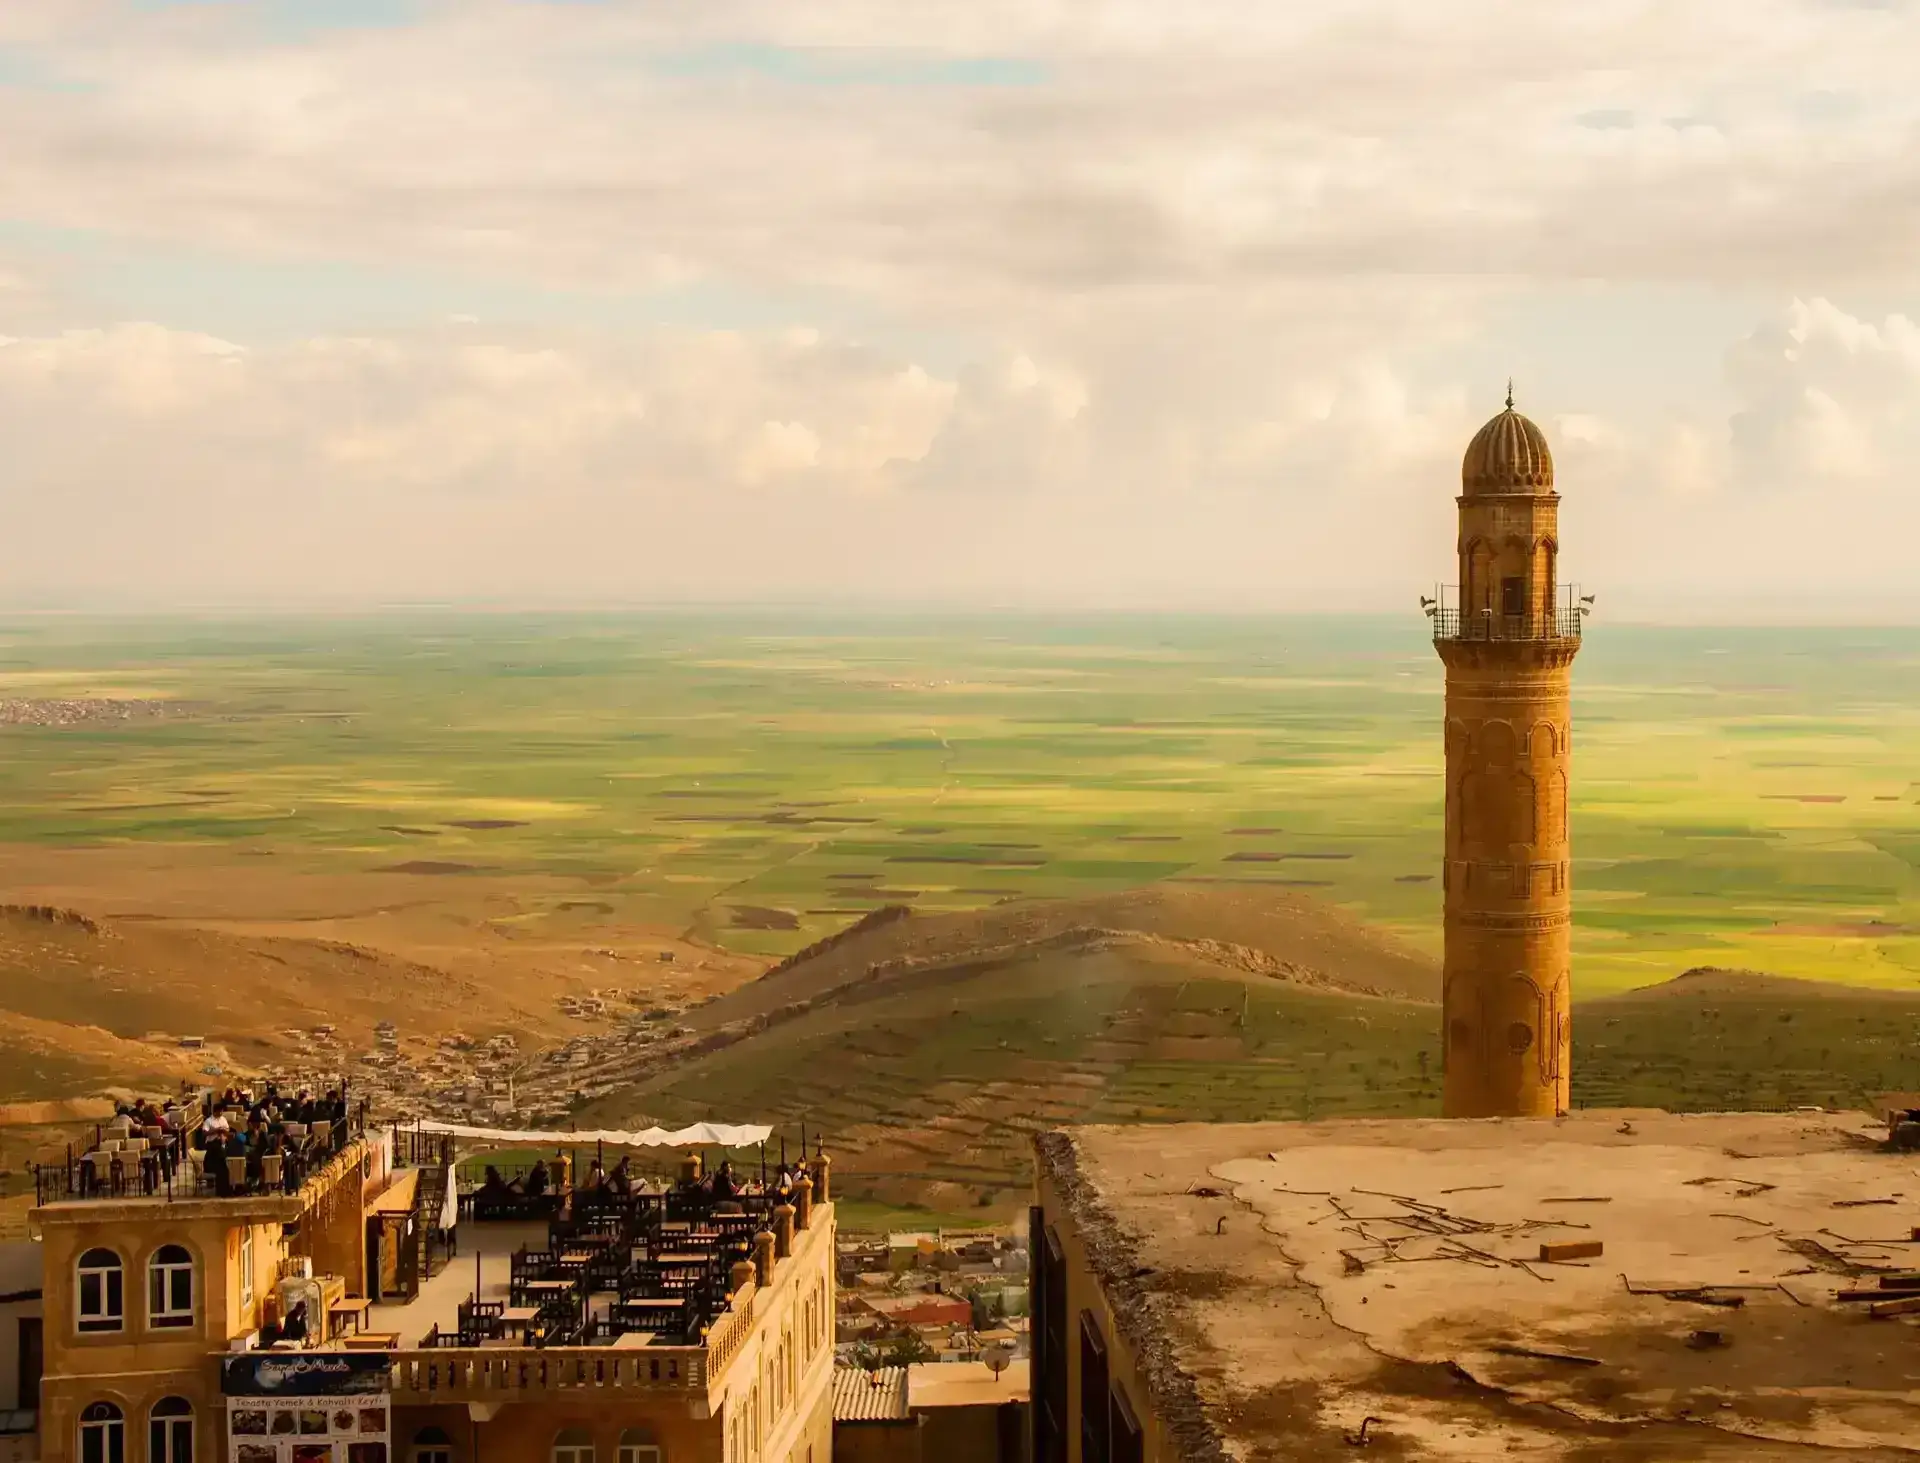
[689,882,1442,1031]
[588,910,1920,1217]
[1573,966,1920,1113]
[586,886,1448,1213]
[0,901,670,1100]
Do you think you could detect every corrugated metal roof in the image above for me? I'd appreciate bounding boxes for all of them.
[833,1366,910,1423]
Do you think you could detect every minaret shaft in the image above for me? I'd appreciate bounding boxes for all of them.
[1439,637,1575,1117]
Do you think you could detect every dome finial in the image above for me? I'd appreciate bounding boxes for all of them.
[1505,377,1514,411]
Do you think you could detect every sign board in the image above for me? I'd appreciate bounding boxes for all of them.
[225,1352,392,1460]
[222,1353,391,1398]
[226,1396,390,1463]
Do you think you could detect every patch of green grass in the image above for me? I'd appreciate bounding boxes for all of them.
[0,615,1914,995]
[833,1198,990,1234]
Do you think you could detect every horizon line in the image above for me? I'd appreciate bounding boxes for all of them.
[3,601,1920,631]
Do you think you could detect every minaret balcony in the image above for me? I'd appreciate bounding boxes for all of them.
[1426,585,1588,645]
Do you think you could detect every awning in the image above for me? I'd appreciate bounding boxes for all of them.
[405,1119,774,1150]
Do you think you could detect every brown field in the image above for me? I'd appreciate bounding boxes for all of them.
[0,841,765,1087]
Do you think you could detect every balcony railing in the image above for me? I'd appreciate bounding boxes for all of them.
[391,1343,711,1401]
[33,1110,364,1207]
[1430,607,1584,643]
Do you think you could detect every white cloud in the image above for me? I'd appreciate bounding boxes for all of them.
[1,0,1915,300]
[0,4,1916,613]
[1726,296,1920,490]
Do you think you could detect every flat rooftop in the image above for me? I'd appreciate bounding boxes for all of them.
[1038,1109,1920,1461]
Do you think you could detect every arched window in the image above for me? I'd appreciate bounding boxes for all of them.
[553,1428,595,1463]
[79,1401,125,1463]
[148,1244,196,1329]
[616,1428,662,1463]
[76,1249,124,1334]
[149,1397,194,1463]
[412,1425,454,1463]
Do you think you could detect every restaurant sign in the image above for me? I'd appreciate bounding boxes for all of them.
[221,1352,392,1397]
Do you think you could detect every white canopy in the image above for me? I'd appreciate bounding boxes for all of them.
[407,1119,773,1150]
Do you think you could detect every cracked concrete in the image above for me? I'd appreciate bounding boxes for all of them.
[1037,1110,1920,1460]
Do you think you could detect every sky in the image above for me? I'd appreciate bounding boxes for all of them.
[1,0,1917,619]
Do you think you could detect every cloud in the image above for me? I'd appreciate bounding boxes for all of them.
[0,4,1917,615]
[2,296,1919,614]
[1,0,1916,304]
[0,315,1469,606]
[1726,296,1920,489]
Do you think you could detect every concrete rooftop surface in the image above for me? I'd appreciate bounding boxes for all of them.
[1038,1109,1920,1461]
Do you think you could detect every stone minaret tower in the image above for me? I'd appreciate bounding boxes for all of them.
[1430,387,1583,1119]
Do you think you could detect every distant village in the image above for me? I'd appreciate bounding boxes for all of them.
[833,1226,1030,1371]
[236,976,705,1131]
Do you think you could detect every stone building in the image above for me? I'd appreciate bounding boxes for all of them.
[1432,390,1585,1119]
[25,1098,835,1463]
[1031,1111,1920,1460]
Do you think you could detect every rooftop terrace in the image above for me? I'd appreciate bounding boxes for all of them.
[1038,1109,1920,1461]
[367,1157,833,1409]
[31,1085,367,1213]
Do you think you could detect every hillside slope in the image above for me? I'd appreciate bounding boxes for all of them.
[592,923,1920,1215]
[0,903,609,1098]
[691,883,1441,1034]
[586,885,1444,1212]
[595,934,1443,1215]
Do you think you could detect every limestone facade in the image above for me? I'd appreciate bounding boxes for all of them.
[1436,401,1581,1119]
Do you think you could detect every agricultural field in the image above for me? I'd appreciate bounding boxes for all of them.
[0,612,1914,997]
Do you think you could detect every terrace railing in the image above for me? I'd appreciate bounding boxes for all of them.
[390,1344,709,1402]
[1430,607,1584,643]
[34,1109,364,1207]
[1427,584,1588,645]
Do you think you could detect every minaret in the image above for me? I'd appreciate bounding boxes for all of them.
[1429,385,1584,1119]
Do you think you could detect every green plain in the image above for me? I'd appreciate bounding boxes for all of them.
[0,613,1916,996]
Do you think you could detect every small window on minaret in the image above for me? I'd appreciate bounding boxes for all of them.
[1500,577,1524,616]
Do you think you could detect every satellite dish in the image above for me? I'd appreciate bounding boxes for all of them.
[984,1343,1014,1381]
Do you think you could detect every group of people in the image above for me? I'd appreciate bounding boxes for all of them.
[193,1083,352,1198]
[581,1155,657,1198]
[470,1151,812,1218]
[479,1159,553,1199]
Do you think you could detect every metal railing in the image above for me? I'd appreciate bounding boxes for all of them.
[1430,607,1584,643]
[33,1109,364,1206]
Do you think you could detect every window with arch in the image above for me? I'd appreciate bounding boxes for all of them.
[552,1427,595,1463]
[616,1428,662,1463]
[148,1244,196,1329]
[76,1248,125,1334]
[79,1401,125,1463]
[412,1425,454,1463]
[149,1396,193,1463]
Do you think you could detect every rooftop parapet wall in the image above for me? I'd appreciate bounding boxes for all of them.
[1037,1112,1920,1460]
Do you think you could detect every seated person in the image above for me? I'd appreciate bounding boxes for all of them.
[280,1300,309,1344]
[606,1157,633,1196]
[479,1165,512,1196]
[204,1131,231,1197]
[710,1160,742,1200]
[524,1159,551,1197]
